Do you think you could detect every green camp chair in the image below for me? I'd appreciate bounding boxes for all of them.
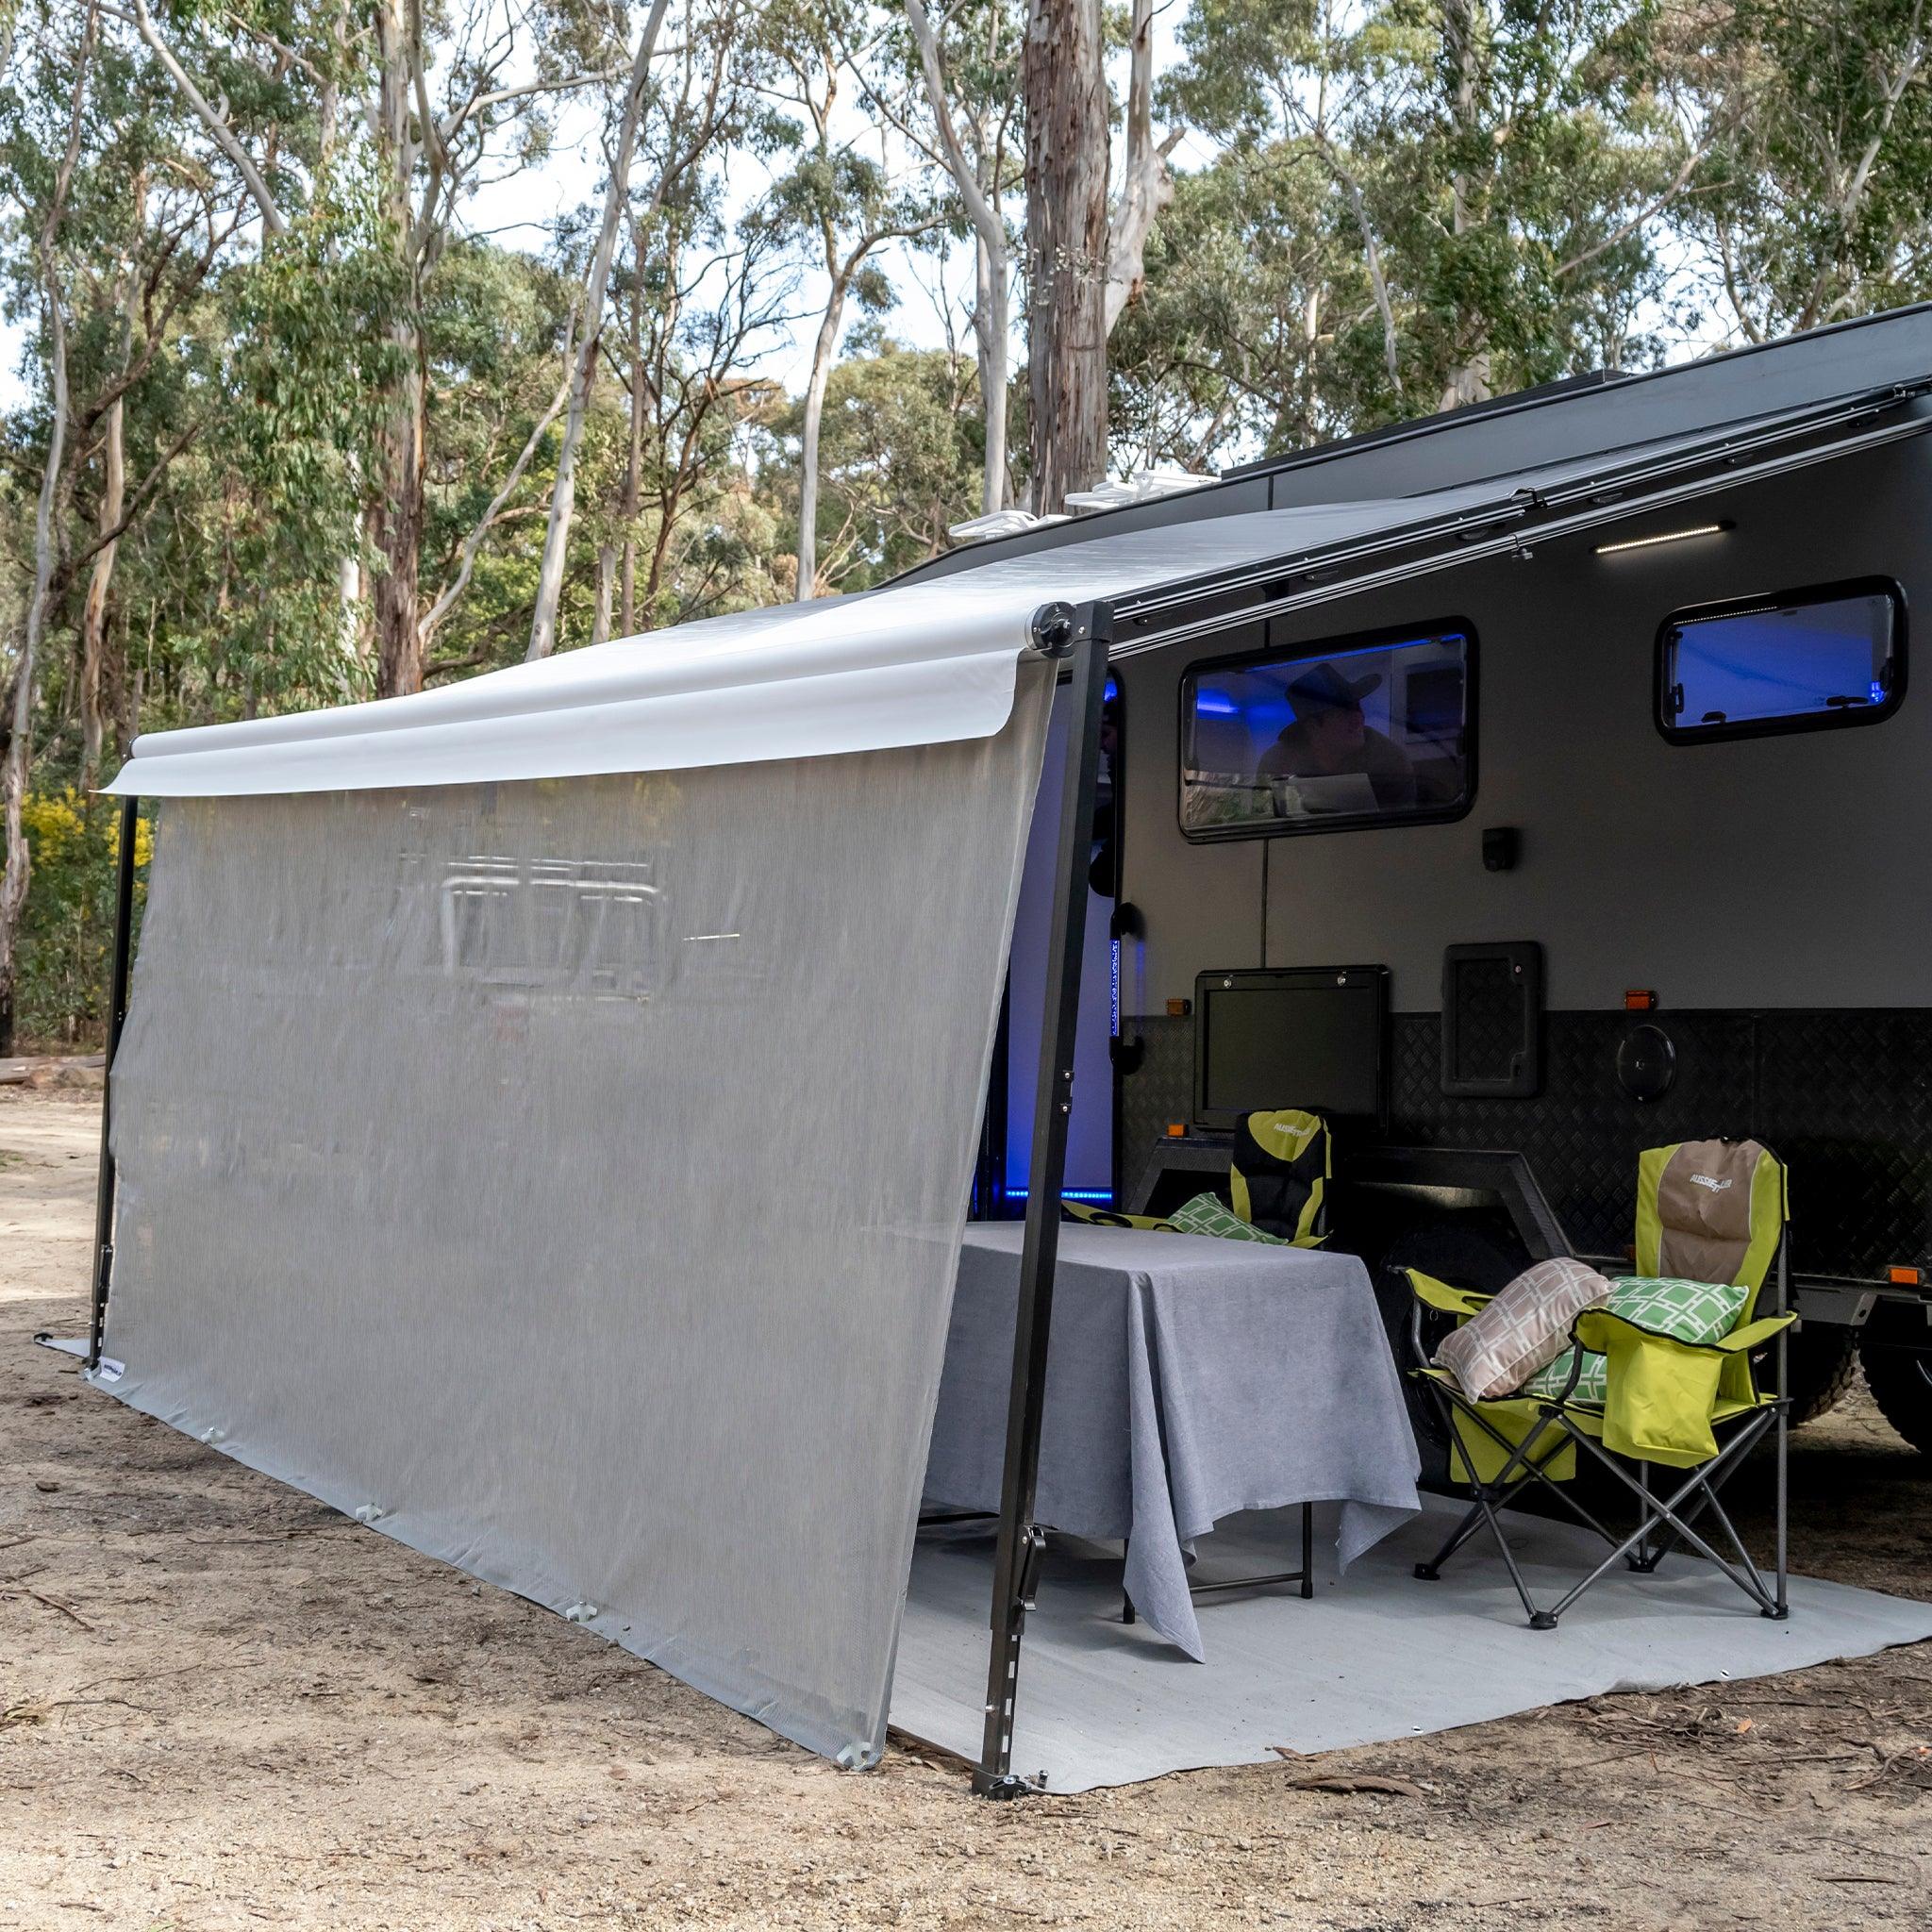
[1405,1138,1793,1628]
[1231,1108,1331,1245]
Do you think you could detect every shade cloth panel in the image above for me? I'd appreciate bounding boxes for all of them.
[924,1224,1423,1658]
[100,667,1052,1766]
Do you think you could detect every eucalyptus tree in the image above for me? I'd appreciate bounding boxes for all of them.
[762,331,985,590]
[1144,0,1690,448]
[758,0,940,600]
[891,0,1024,513]
[542,0,791,647]
[1666,0,1932,342]
[130,0,640,693]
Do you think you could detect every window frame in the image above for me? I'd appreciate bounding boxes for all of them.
[1175,615,1481,844]
[1653,575,1908,748]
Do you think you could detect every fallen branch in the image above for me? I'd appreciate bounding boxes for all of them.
[1282,1772,1427,1799]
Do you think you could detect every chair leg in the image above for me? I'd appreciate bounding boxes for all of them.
[1476,1494,1552,1627]
[1628,1461,1657,1572]
[1774,1395,1790,1620]
[1542,1414,1783,1624]
[1414,1496,1488,1580]
[1414,1410,1566,1628]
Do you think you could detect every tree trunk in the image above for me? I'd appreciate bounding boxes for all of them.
[79,357,125,787]
[974,225,1009,515]
[794,271,847,602]
[528,0,673,662]
[1,8,92,1055]
[591,543,616,647]
[620,225,645,636]
[905,0,1009,516]
[1102,0,1174,334]
[373,0,425,697]
[1438,0,1491,413]
[1024,0,1108,514]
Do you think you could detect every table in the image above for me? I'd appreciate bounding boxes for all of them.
[922,1223,1422,1659]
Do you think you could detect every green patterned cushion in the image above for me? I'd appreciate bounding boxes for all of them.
[1169,1192,1291,1245]
[1520,1274,1751,1405]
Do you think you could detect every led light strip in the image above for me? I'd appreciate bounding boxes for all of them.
[1592,522,1730,556]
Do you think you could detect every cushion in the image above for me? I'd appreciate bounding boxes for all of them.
[1433,1257,1613,1401]
[1169,1192,1291,1245]
[1521,1274,1753,1406]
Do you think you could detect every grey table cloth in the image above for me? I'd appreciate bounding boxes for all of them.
[923,1224,1422,1659]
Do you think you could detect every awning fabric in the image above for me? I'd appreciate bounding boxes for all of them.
[102,491,1496,797]
[106,389,1930,800]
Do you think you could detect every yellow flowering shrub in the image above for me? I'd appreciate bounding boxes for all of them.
[11,790,152,1047]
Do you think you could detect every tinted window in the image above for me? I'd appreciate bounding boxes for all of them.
[1659,581,1904,741]
[1180,626,1474,839]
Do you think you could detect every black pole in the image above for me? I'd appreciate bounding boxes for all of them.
[87,794,139,1372]
[973,600,1111,1798]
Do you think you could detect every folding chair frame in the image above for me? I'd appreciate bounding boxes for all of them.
[1407,1236,1790,1630]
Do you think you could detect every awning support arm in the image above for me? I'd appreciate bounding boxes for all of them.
[972,599,1112,1799]
[88,792,140,1372]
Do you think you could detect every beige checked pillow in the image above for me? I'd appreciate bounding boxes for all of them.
[1433,1257,1614,1401]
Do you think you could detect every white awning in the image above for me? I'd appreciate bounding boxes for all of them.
[107,388,1932,799]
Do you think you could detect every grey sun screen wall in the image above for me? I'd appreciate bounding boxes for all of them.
[100,665,1052,1765]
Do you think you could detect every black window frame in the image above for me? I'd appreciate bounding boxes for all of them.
[1176,615,1480,844]
[1654,575,1907,748]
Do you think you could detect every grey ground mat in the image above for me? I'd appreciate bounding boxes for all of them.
[889,1495,1932,1793]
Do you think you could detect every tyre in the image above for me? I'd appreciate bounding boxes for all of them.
[1782,1323,1860,1428]
[1860,1338,1932,1457]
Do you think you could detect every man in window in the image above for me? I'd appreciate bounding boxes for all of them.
[1255,660,1417,812]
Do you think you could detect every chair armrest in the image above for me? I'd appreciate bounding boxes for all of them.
[1712,1312,1797,1354]
[1572,1308,1795,1359]
[1406,1269,1493,1319]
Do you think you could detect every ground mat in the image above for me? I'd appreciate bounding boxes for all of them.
[889,1495,1932,1792]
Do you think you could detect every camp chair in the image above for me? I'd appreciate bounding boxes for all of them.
[1405,1138,1792,1628]
[1231,1108,1330,1245]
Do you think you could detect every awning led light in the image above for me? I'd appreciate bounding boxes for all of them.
[1593,522,1731,556]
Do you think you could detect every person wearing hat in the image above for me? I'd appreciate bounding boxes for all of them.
[1255,659,1417,808]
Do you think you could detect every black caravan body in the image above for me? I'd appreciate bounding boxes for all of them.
[912,303,1932,1448]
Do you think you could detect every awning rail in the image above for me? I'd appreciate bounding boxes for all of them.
[1108,379,1932,656]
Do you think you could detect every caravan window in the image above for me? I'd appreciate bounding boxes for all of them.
[1657,579,1905,743]
[1179,624,1475,840]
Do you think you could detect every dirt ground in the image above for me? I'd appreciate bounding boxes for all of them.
[3,1090,1929,1931]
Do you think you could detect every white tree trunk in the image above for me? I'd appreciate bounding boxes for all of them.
[794,275,848,601]
[79,331,126,786]
[1102,0,1174,333]
[906,0,1009,516]
[2,11,92,1053]
[527,0,674,662]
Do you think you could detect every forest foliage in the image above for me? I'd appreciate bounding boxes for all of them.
[5,0,1932,1043]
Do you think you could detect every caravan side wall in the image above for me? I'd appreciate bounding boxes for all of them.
[1115,434,1932,1278]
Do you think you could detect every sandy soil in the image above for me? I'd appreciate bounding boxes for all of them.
[3,1088,1928,1931]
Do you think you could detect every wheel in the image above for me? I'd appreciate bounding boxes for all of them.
[1783,1323,1860,1428]
[1860,1339,1932,1457]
